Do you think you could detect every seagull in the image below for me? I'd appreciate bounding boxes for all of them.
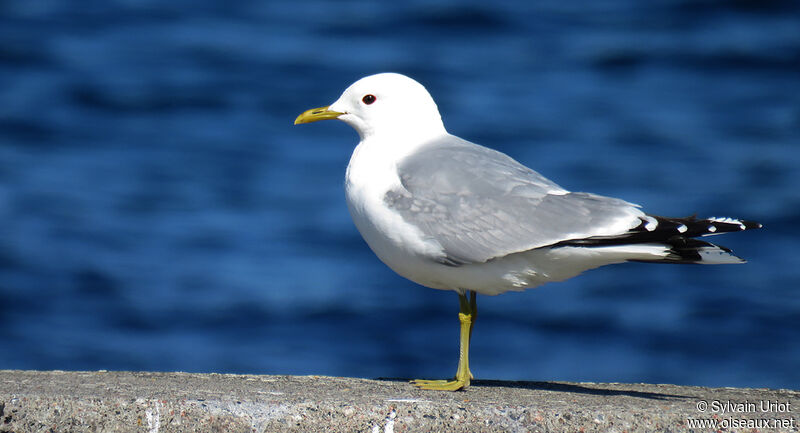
[294,73,761,391]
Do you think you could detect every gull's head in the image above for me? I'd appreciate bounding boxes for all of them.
[294,73,446,141]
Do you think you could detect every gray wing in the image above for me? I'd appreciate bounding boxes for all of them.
[386,135,644,265]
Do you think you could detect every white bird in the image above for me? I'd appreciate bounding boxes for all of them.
[294,73,761,391]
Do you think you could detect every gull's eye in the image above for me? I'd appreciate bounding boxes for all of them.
[362,94,376,105]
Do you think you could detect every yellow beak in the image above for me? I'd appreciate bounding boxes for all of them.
[294,106,344,125]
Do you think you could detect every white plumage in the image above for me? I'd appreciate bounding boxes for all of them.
[295,72,760,390]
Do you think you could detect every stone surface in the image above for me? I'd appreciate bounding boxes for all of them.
[0,370,797,432]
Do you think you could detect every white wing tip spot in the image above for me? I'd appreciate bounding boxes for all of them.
[708,216,749,231]
[644,216,658,232]
[677,224,688,233]
[709,216,743,225]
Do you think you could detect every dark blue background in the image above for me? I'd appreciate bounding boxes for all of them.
[1,1,798,389]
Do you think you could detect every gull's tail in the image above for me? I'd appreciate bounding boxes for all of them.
[556,215,762,264]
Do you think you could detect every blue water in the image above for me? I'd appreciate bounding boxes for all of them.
[1,1,798,390]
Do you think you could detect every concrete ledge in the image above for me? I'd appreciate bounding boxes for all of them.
[0,370,797,432]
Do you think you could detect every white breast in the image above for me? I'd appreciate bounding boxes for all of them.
[344,139,446,284]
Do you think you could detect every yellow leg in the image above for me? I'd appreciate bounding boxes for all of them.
[465,291,477,380]
[411,291,477,391]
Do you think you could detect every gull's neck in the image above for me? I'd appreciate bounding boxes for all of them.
[362,128,448,164]
[345,129,448,204]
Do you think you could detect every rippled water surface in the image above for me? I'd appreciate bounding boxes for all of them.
[1,1,798,388]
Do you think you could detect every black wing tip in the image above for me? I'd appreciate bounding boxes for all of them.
[553,214,761,250]
[642,215,762,236]
[744,220,763,230]
[704,217,763,233]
